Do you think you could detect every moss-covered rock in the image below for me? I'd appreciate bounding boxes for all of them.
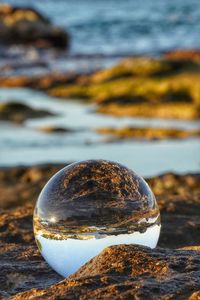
[90,56,200,83]
[48,56,200,120]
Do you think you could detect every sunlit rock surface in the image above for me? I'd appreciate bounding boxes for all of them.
[10,245,200,300]
[0,164,199,298]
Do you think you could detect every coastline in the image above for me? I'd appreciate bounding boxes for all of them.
[0,2,200,299]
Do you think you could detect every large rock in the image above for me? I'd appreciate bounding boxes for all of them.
[0,4,69,48]
[11,244,200,300]
[0,165,199,299]
[48,56,200,120]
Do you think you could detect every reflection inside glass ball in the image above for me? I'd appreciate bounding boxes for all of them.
[33,159,161,277]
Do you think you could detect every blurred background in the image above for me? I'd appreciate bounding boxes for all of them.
[0,0,199,176]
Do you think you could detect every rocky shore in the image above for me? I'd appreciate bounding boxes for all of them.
[0,4,200,123]
[11,245,200,300]
[0,164,199,299]
[0,3,200,299]
[1,50,199,121]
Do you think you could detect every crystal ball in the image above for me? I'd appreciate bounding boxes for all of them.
[33,159,161,277]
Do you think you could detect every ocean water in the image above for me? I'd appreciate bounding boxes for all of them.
[3,0,200,55]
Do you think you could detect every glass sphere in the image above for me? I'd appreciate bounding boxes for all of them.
[34,159,161,277]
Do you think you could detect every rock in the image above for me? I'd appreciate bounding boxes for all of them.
[0,72,78,89]
[0,101,54,123]
[0,165,199,298]
[10,245,200,299]
[97,102,199,120]
[165,49,200,64]
[48,56,200,120]
[0,205,35,244]
[90,56,199,84]
[0,239,61,299]
[37,126,74,134]
[96,126,200,141]
[0,4,69,48]
[0,164,66,209]
[188,290,200,300]
[147,173,200,249]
